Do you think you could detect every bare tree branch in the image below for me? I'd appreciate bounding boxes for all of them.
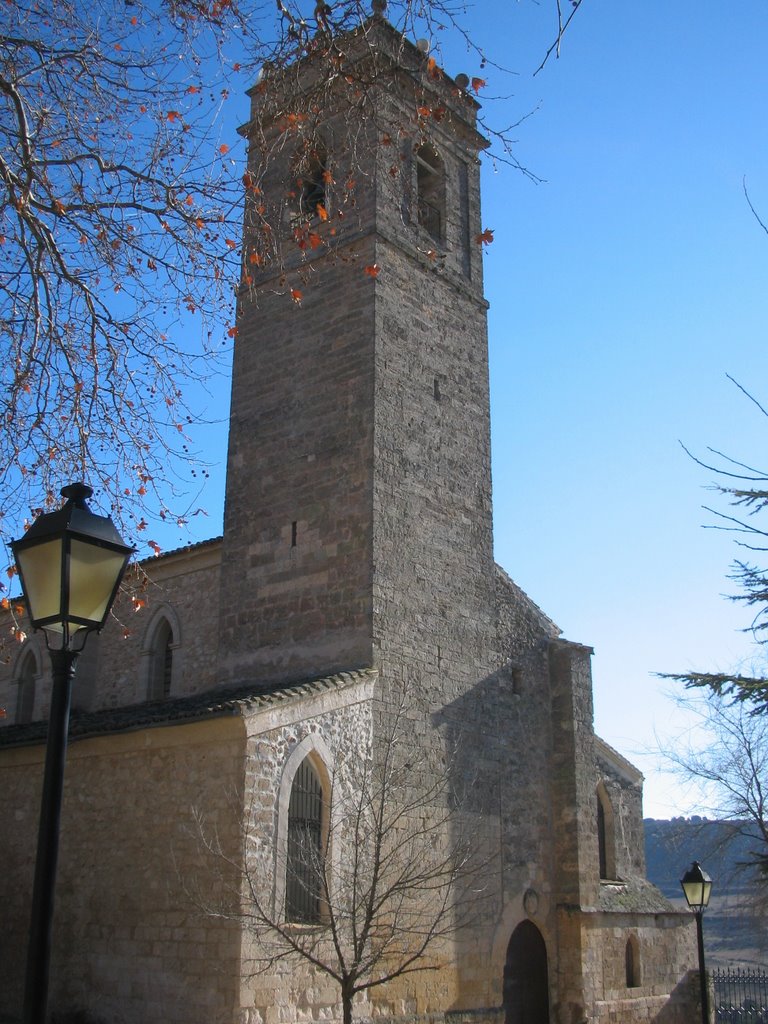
[657,693,768,883]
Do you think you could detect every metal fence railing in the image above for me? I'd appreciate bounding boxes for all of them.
[714,968,768,1023]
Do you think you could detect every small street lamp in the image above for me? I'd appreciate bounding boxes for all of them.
[12,483,132,1024]
[681,860,713,1024]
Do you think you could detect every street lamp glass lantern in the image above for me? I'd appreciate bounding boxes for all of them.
[11,483,133,648]
[680,861,713,912]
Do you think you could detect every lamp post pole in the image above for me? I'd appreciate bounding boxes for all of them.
[680,861,713,1024]
[12,483,132,1024]
[23,649,78,1024]
[693,905,709,1024]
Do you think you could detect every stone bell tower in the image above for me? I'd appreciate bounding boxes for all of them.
[218,15,498,700]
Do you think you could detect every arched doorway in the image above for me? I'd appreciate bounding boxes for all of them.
[503,920,550,1024]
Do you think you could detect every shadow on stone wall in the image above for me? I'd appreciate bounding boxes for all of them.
[653,970,701,1024]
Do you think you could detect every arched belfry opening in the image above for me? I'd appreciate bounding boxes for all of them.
[503,920,550,1024]
[415,142,445,243]
[297,144,329,220]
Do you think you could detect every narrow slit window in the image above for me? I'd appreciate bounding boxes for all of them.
[161,629,173,698]
[511,668,523,696]
[625,936,640,988]
[597,796,607,879]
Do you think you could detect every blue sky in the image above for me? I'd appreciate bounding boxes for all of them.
[469,0,768,816]
[169,1,768,818]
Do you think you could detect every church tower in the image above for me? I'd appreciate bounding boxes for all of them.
[218,15,498,700]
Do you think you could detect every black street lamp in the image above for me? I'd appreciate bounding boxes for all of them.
[12,483,132,1024]
[681,860,713,1024]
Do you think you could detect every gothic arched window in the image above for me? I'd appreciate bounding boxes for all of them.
[16,648,37,724]
[148,617,174,700]
[286,756,325,923]
[416,143,445,243]
[597,785,616,880]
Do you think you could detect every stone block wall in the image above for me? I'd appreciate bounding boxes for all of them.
[218,231,378,689]
[0,717,245,1024]
[583,911,697,1024]
[371,232,497,709]
[218,74,385,690]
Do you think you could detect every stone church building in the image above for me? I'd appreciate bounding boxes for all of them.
[0,13,696,1024]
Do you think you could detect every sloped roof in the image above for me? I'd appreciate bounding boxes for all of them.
[494,563,561,638]
[596,735,644,785]
[137,535,222,566]
[0,668,377,749]
[598,876,679,914]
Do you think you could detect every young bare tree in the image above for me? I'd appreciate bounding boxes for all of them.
[195,708,492,1024]
[658,691,768,880]
[1,0,583,564]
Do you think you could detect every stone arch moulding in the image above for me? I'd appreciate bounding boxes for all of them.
[12,636,45,724]
[274,732,338,920]
[490,889,553,1006]
[140,602,183,700]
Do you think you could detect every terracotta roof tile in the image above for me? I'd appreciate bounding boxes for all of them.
[0,668,377,749]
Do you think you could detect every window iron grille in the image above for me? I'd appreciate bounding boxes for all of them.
[286,758,324,923]
[418,197,442,241]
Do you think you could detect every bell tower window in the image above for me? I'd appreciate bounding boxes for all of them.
[416,143,445,243]
[299,148,328,220]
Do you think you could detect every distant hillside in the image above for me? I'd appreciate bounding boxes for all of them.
[644,817,768,967]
